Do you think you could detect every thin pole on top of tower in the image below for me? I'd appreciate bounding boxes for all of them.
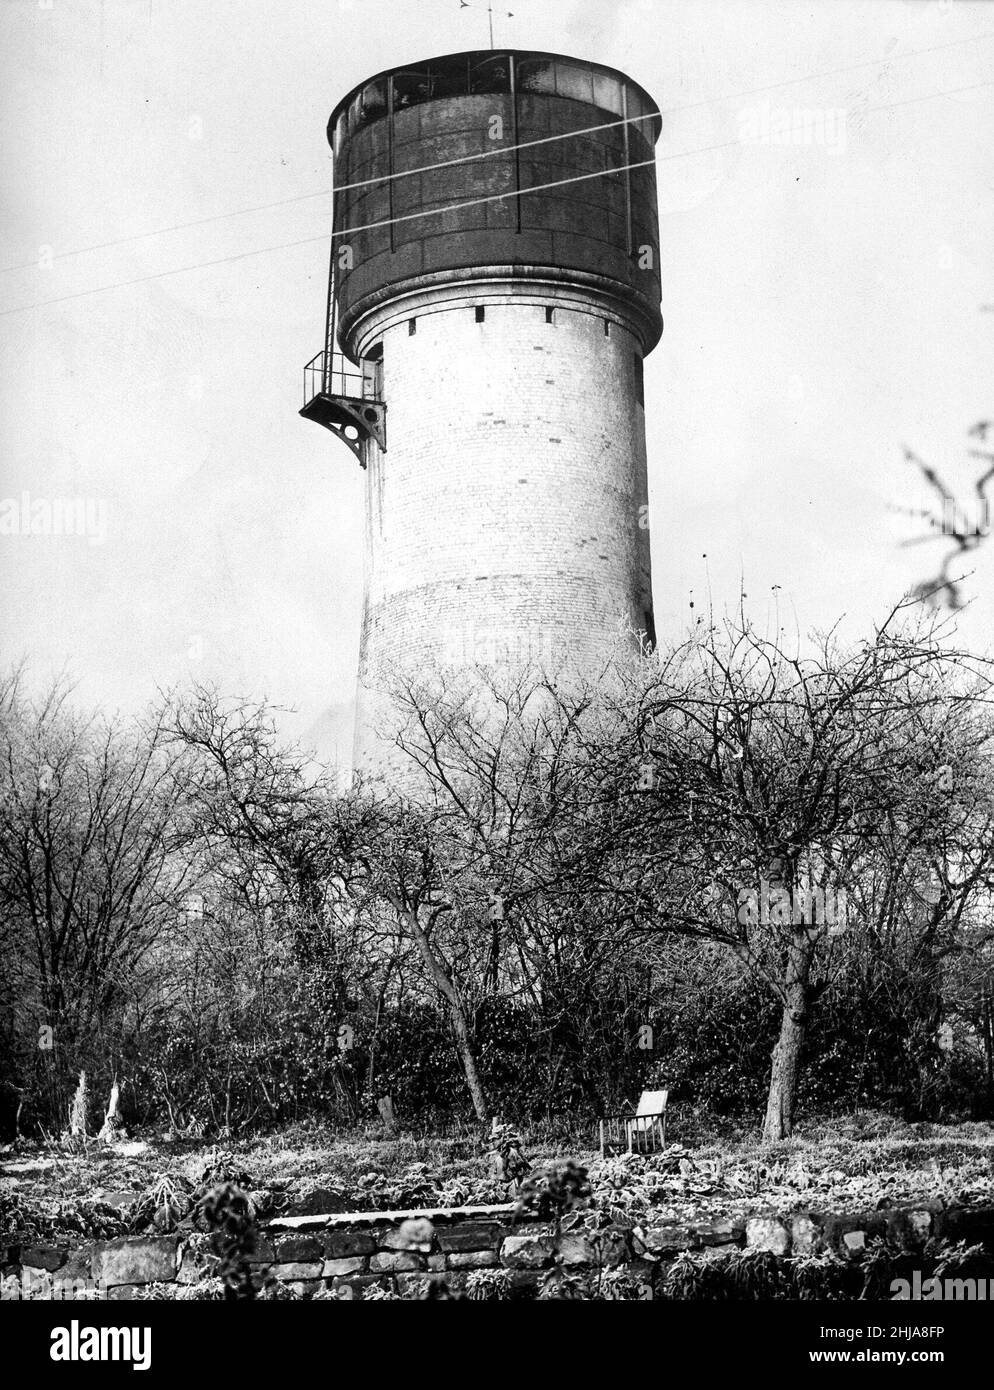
[458,0,514,51]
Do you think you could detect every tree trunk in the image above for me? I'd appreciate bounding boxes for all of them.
[762,934,813,1143]
[447,997,489,1124]
[401,906,489,1123]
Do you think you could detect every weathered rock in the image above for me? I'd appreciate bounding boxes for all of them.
[321,1256,366,1277]
[823,1213,886,1251]
[637,1225,697,1253]
[791,1215,821,1255]
[500,1234,555,1269]
[370,1251,421,1273]
[435,1221,503,1253]
[272,1235,323,1263]
[448,1249,499,1269]
[271,1261,322,1281]
[321,1230,378,1259]
[555,1232,598,1266]
[22,1245,66,1272]
[699,1218,740,1246]
[262,1214,329,1232]
[745,1217,790,1256]
[92,1236,178,1288]
[59,1248,92,1283]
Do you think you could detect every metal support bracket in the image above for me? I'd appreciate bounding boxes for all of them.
[299,394,387,467]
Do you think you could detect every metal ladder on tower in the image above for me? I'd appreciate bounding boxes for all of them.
[300,267,387,466]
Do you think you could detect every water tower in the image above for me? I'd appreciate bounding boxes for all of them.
[301,50,663,770]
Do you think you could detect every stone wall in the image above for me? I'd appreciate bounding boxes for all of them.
[4,1199,994,1300]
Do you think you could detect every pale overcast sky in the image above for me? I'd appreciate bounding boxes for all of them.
[1,0,992,765]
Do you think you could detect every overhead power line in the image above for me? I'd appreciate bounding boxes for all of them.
[328,155,656,239]
[0,29,990,277]
[0,78,991,320]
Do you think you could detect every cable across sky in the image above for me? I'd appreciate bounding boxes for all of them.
[0,77,990,319]
[0,28,990,279]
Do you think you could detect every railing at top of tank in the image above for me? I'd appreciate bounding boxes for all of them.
[331,54,659,157]
[303,350,376,408]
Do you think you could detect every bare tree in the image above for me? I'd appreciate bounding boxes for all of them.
[898,419,994,609]
[0,668,196,1125]
[165,686,386,1125]
[365,661,666,1122]
[587,603,994,1140]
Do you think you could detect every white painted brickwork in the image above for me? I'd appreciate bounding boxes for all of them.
[354,288,653,769]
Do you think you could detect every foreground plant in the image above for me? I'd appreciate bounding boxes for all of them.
[200,1182,258,1300]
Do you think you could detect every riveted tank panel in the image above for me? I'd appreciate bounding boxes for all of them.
[329,51,662,355]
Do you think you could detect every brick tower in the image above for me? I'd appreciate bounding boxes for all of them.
[301,51,662,770]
